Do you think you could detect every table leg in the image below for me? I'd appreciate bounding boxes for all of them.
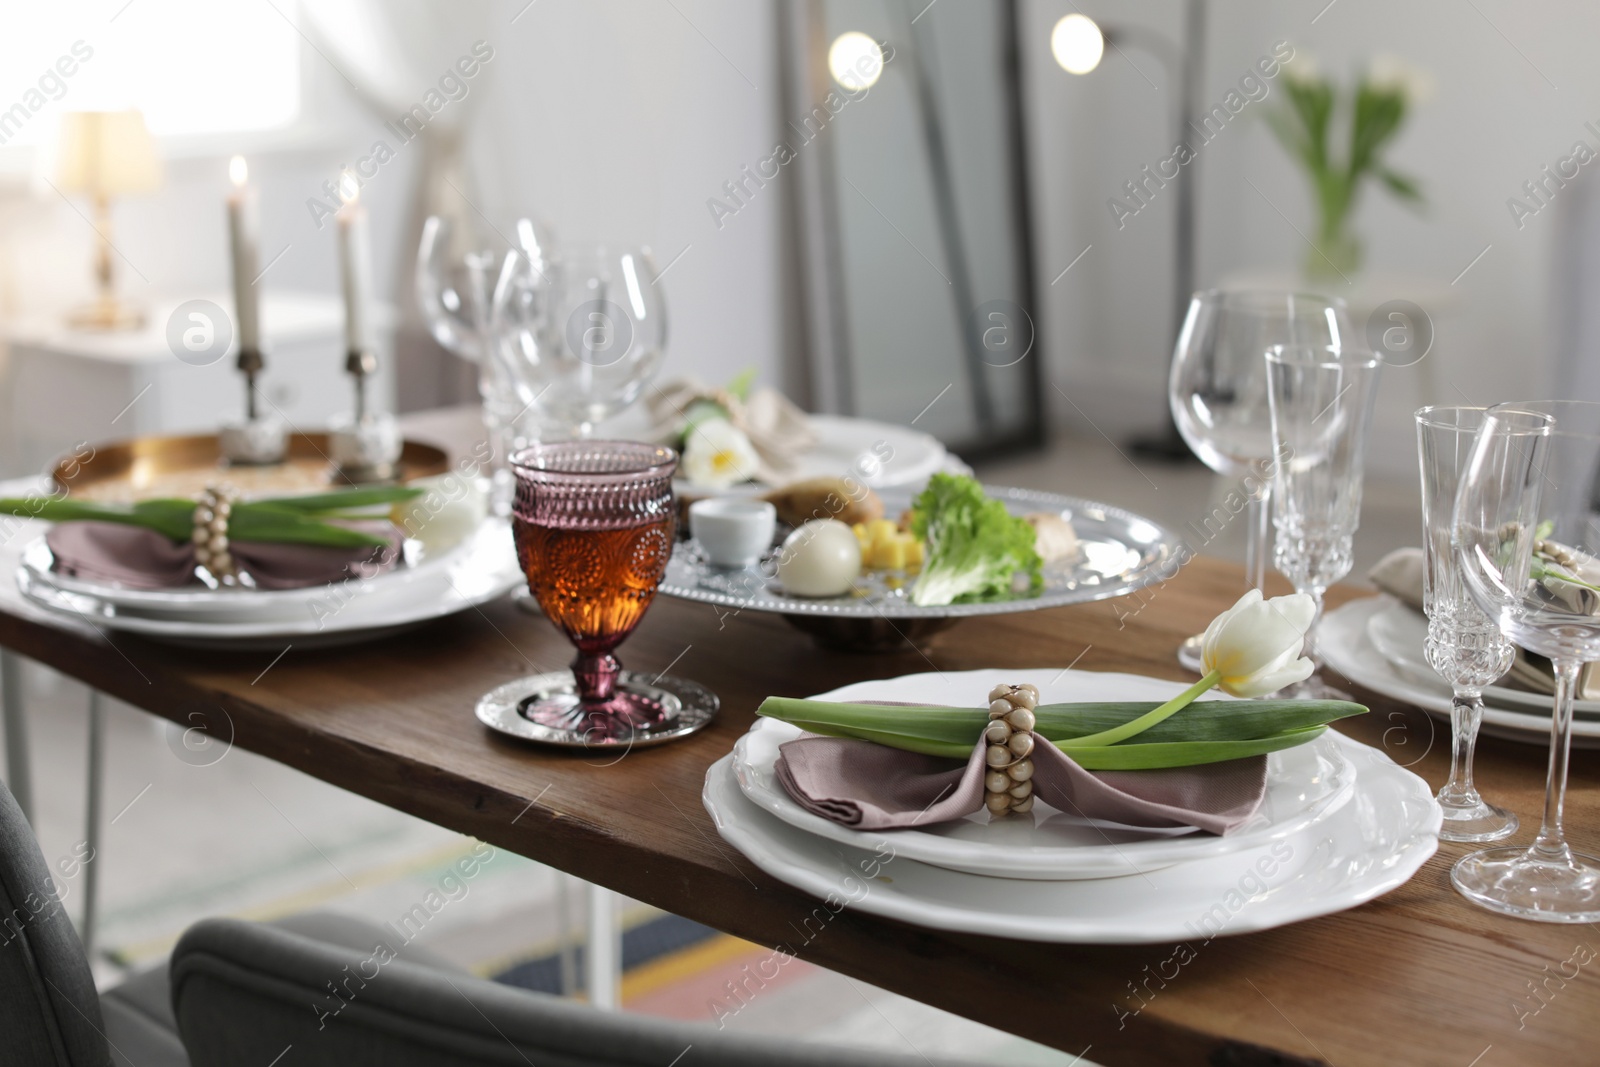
[585,882,620,1010]
[81,690,105,960]
[1,648,32,823]
[556,872,577,997]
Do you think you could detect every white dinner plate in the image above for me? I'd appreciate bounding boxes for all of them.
[1364,598,1600,718]
[733,669,1356,880]
[704,730,1439,944]
[19,530,472,624]
[1321,597,1600,748]
[15,520,522,650]
[597,409,948,491]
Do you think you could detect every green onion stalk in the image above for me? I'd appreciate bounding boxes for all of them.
[0,486,424,550]
[757,682,1364,771]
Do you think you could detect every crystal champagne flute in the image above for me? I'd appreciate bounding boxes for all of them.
[1265,344,1382,697]
[1416,406,1517,842]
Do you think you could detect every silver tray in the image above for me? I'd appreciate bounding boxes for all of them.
[659,484,1183,649]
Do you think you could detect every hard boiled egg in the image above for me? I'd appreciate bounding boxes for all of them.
[777,519,862,597]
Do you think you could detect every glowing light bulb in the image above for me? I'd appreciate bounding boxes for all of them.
[1051,14,1104,75]
[829,32,885,91]
[229,155,248,187]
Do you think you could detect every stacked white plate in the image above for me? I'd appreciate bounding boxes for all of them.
[704,668,1441,944]
[596,410,952,492]
[1320,597,1600,749]
[14,519,523,650]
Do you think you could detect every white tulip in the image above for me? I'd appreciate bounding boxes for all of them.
[390,472,489,556]
[682,418,761,488]
[1200,589,1316,697]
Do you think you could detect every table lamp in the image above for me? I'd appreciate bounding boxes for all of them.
[55,110,163,331]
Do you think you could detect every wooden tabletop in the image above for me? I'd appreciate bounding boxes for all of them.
[3,438,1597,1066]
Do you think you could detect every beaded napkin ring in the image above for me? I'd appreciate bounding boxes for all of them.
[983,683,1038,816]
[193,484,239,581]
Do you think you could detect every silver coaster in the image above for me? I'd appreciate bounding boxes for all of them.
[476,670,719,748]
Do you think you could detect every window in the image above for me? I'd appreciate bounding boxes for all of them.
[0,0,300,148]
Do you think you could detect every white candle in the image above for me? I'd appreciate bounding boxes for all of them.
[335,171,371,354]
[226,155,261,352]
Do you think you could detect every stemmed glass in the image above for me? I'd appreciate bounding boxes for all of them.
[494,245,666,440]
[1416,406,1518,842]
[1264,344,1382,696]
[417,215,549,510]
[1453,400,1600,920]
[476,441,718,748]
[1169,290,1353,668]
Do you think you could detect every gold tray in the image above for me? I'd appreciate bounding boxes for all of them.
[53,433,450,503]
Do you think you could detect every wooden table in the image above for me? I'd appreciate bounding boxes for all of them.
[3,439,1597,1066]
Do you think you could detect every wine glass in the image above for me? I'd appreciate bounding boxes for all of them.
[419,216,555,511]
[1265,344,1382,697]
[1169,290,1354,669]
[1453,400,1600,921]
[493,245,666,441]
[475,441,719,748]
[1416,406,1518,842]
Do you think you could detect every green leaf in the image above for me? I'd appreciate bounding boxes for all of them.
[0,497,194,541]
[755,696,1366,769]
[231,509,391,548]
[908,473,1043,606]
[252,487,424,513]
[1060,727,1329,770]
[725,368,757,401]
[1377,168,1423,202]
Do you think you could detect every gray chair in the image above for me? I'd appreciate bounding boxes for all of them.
[2,777,952,1067]
[0,767,185,1067]
[170,918,941,1066]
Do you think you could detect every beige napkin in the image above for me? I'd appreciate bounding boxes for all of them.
[1366,546,1599,698]
[649,377,817,484]
[48,521,402,591]
[775,733,1268,835]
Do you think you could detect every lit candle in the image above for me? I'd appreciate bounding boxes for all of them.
[335,170,371,354]
[226,155,261,352]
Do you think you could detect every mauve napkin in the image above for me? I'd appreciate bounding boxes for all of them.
[775,733,1268,835]
[47,521,402,591]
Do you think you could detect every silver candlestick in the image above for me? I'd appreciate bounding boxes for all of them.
[219,346,287,465]
[330,347,401,483]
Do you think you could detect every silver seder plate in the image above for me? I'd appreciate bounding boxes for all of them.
[658,484,1186,621]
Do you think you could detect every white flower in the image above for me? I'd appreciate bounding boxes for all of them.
[682,418,761,488]
[1282,50,1322,86]
[1200,589,1316,697]
[1366,54,1434,104]
[390,472,488,556]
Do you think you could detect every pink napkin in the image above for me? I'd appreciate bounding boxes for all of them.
[46,521,402,591]
[775,733,1268,835]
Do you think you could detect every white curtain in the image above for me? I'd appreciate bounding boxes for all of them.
[298,0,495,411]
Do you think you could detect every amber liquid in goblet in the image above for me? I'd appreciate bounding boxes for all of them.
[513,515,675,656]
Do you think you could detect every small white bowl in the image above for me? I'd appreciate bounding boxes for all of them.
[689,498,777,568]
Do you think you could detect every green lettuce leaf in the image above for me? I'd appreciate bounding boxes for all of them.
[908,473,1043,606]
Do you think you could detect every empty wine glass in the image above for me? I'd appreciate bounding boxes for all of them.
[1169,290,1353,669]
[1265,344,1382,697]
[419,216,554,511]
[1453,400,1600,921]
[474,441,719,748]
[494,245,666,440]
[1416,406,1518,842]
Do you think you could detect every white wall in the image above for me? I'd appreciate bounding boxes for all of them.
[469,0,787,394]
[0,0,786,450]
[1023,0,1600,475]
[7,0,1592,479]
